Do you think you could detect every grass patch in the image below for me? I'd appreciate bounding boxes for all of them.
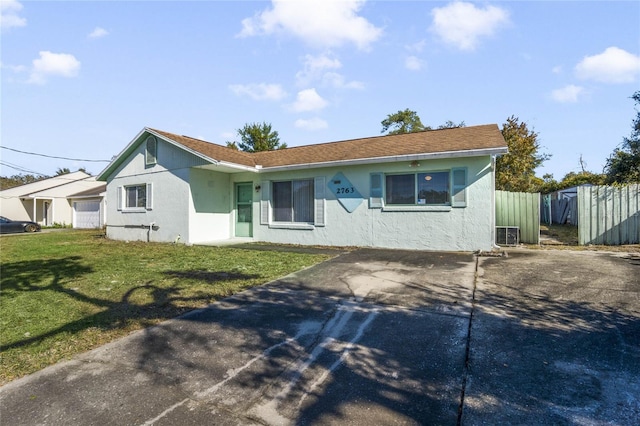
[0,230,334,384]
[534,224,639,253]
[541,224,579,245]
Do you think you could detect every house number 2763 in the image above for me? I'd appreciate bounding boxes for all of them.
[336,187,355,194]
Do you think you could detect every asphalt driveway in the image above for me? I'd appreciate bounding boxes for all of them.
[1,248,638,425]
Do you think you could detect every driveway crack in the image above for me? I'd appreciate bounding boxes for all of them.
[457,254,479,425]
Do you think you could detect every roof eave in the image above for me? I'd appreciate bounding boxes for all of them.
[96,128,149,181]
[259,147,508,172]
[96,127,221,181]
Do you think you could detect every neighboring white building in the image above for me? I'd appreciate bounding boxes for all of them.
[0,172,106,228]
[97,125,508,251]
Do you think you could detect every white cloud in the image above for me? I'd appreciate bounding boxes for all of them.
[291,88,328,112]
[0,61,27,73]
[1,0,27,31]
[430,1,509,51]
[575,47,640,84]
[552,65,563,74]
[295,117,328,131]
[405,40,426,53]
[405,56,424,71]
[295,53,363,89]
[321,72,364,89]
[88,27,109,39]
[229,83,287,101]
[238,0,383,51]
[28,51,81,85]
[296,53,342,86]
[551,85,585,103]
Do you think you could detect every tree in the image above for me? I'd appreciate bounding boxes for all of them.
[0,174,48,190]
[604,91,640,184]
[437,120,466,129]
[55,167,71,175]
[559,171,605,189]
[495,116,550,192]
[226,122,287,152]
[381,109,427,135]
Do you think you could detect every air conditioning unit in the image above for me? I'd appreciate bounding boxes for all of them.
[496,226,519,246]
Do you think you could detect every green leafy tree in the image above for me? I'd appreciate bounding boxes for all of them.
[437,120,466,129]
[226,122,287,152]
[496,116,550,192]
[559,171,605,189]
[538,173,560,194]
[0,174,48,190]
[381,109,427,135]
[55,167,71,175]
[604,91,640,184]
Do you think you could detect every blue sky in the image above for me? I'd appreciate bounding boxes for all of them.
[2,1,639,180]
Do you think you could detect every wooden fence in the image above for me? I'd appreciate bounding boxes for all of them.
[495,190,540,244]
[577,184,640,245]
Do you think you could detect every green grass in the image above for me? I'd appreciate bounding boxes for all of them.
[535,224,639,252]
[541,224,579,245]
[0,230,334,384]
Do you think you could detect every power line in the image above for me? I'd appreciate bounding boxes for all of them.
[0,146,111,162]
[0,160,44,175]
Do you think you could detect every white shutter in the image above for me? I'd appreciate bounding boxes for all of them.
[451,168,467,208]
[369,173,383,208]
[117,186,123,211]
[314,176,326,227]
[146,183,153,210]
[260,181,270,225]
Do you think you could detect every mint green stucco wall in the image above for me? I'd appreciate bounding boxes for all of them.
[253,155,495,251]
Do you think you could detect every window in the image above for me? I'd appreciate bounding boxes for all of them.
[145,135,157,166]
[272,179,314,222]
[386,172,450,205]
[126,185,146,208]
[371,168,467,209]
[118,183,153,211]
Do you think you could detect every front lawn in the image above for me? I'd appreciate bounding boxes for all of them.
[0,230,333,384]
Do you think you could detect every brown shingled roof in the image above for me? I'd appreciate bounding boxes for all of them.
[149,124,506,170]
[150,129,257,167]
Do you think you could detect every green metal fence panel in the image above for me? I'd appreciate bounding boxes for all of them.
[578,184,640,245]
[495,190,540,244]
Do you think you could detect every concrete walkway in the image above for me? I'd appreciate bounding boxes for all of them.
[1,248,638,425]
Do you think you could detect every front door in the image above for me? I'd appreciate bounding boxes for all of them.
[235,183,253,237]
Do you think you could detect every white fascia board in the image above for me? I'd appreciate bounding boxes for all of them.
[67,194,104,200]
[259,147,509,172]
[213,161,260,173]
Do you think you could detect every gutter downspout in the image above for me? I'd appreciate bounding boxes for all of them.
[491,155,501,250]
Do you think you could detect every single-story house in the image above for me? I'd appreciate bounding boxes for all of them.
[0,171,106,228]
[96,124,508,251]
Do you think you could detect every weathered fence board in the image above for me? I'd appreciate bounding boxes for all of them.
[495,190,540,244]
[549,197,578,225]
[577,184,640,245]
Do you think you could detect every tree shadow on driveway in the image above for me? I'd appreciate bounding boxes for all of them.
[464,250,640,425]
[2,249,639,425]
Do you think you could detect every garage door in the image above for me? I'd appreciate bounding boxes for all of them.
[74,201,101,229]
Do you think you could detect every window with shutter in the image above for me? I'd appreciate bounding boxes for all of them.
[146,183,153,210]
[314,176,326,226]
[369,172,383,208]
[260,180,270,225]
[451,168,467,208]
